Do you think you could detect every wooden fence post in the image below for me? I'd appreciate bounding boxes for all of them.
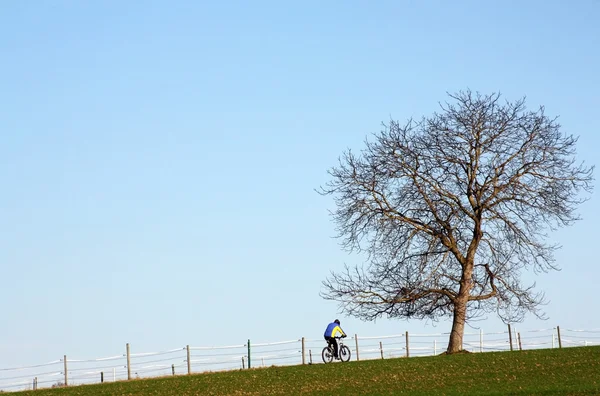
[301,337,305,365]
[557,326,562,348]
[101,371,104,383]
[187,345,191,374]
[508,324,513,351]
[172,364,175,376]
[518,333,522,351]
[247,340,251,369]
[126,343,131,380]
[63,355,68,387]
[380,342,384,359]
[405,331,410,358]
[355,334,360,361]
[309,350,313,364]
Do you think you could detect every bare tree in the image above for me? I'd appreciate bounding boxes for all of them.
[319,90,594,354]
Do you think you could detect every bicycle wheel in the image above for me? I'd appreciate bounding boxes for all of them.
[339,345,351,362]
[322,346,334,363]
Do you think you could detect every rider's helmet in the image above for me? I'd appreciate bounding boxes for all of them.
[334,319,340,325]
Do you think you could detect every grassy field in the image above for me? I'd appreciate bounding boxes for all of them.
[5,346,600,395]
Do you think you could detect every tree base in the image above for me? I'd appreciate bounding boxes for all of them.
[439,349,472,355]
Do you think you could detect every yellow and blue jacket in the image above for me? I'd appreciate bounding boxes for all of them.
[324,322,346,338]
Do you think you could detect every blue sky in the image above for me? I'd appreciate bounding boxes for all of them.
[1,0,598,369]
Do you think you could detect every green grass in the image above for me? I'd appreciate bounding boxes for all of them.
[6,346,600,395]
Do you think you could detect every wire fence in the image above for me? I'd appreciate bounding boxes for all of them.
[1,325,598,392]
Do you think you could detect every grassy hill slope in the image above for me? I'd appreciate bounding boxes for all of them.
[6,346,600,395]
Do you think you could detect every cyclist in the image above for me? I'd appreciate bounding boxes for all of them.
[323,319,346,359]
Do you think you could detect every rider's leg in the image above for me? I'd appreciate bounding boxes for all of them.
[325,336,333,355]
[325,337,337,358]
[332,338,339,358]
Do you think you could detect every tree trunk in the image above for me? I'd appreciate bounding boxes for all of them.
[447,297,468,353]
[446,224,480,354]
[447,260,474,354]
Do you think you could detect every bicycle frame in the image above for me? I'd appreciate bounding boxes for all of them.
[323,336,351,363]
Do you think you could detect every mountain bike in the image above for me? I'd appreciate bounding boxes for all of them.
[322,336,351,363]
